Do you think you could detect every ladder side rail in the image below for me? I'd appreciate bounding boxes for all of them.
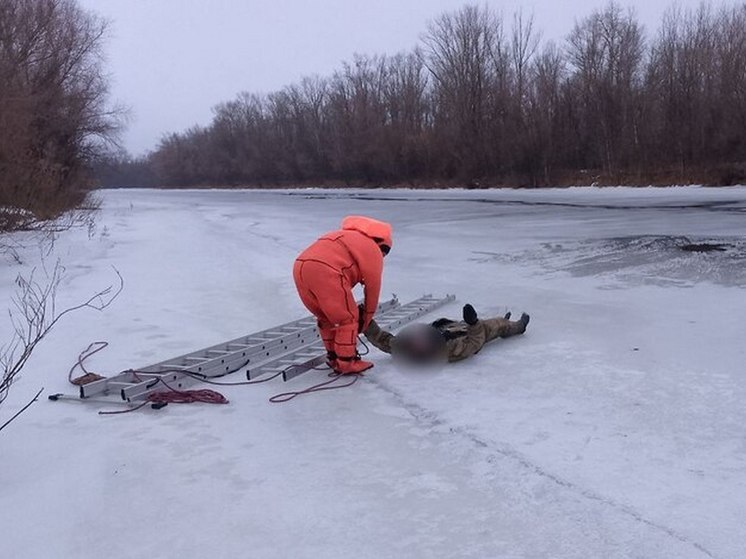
[282,354,328,382]
[247,341,327,380]
[120,370,203,401]
[79,370,139,399]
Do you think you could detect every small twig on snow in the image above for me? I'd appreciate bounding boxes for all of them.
[0,387,44,433]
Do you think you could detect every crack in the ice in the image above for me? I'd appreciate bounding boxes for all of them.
[367,377,718,559]
[286,191,746,214]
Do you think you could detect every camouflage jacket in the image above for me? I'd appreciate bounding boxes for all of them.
[363,318,489,363]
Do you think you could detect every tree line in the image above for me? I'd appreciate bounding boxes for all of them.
[0,0,119,230]
[123,1,745,189]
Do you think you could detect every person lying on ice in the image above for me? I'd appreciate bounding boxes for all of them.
[362,304,530,364]
[293,215,392,375]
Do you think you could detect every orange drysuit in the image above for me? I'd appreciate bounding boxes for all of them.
[293,216,393,372]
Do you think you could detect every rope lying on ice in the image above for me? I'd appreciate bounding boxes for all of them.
[97,373,231,415]
[97,365,291,414]
[268,371,361,403]
[68,341,108,385]
[69,338,367,413]
[267,337,370,403]
[96,367,361,413]
[167,364,362,404]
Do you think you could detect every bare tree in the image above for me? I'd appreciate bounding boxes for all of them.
[511,11,541,116]
[713,5,746,182]
[525,42,566,184]
[0,263,123,430]
[506,10,542,180]
[382,51,431,181]
[0,0,123,228]
[422,4,505,179]
[566,1,645,176]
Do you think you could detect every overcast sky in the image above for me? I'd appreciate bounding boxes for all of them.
[77,0,713,155]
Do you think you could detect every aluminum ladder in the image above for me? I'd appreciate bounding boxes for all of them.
[74,294,455,404]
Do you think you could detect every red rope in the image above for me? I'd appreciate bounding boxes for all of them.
[98,377,228,415]
[147,378,229,405]
[68,341,108,385]
[269,371,361,403]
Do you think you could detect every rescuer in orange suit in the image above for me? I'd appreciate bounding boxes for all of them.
[293,216,393,375]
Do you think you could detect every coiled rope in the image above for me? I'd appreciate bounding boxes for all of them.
[68,341,108,385]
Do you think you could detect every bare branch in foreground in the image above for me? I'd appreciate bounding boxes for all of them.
[0,387,44,433]
[0,263,124,409]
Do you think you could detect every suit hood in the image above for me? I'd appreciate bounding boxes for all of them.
[341,215,393,249]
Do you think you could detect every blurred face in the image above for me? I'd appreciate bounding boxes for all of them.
[391,326,446,365]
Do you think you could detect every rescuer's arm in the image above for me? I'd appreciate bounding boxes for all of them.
[358,242,384,330]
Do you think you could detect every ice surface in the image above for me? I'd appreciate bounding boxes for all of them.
[1,186,745,559]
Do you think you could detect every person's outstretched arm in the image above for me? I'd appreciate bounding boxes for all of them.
[446,304,488,362]
[363,318,395,354]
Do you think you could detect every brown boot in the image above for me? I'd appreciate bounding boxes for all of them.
[335,355,374,375]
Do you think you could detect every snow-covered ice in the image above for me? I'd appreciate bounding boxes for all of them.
[1,186,745,559]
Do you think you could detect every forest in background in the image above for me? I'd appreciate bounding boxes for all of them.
[2,0,746,215]
[103,1,746,189]
[0,0,121,230]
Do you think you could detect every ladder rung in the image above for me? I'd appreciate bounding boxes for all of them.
[260,367,285,375]
[158,364,190,371]
[106,381,144,390]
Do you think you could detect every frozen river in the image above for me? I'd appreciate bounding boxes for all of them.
[1,186,745,558]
